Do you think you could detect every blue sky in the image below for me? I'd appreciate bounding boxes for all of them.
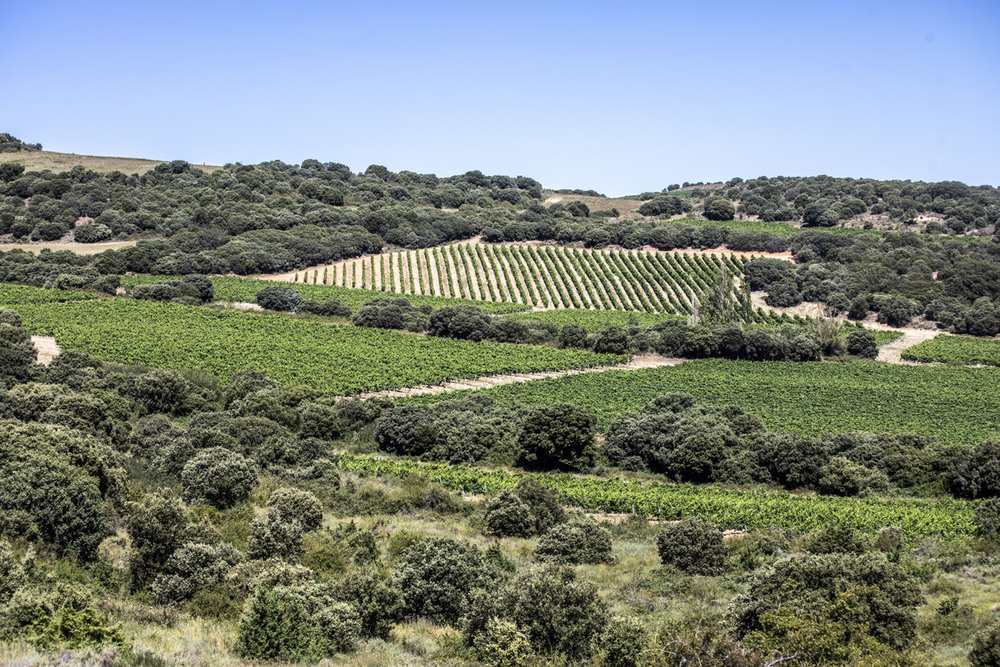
[2,0,997,195]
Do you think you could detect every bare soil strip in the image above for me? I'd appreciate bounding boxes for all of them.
[353,354,682,400]
[31,336,61,365]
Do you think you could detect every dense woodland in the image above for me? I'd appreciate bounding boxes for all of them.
[0,137,999,666]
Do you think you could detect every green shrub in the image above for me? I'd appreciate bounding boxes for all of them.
[846,330,878,358]
[247,508,304,562]
[267,487,323,532]
[731,552,923,651]
[256,286,303,312]
[973,498,1000,540]
[817,456,888,496]
[236,583,360,661]
[656,518,726,575]
[535,520,615,565]
[970,622,1000,667]
[484,489,536,538]
[181,447,258,509]
[393,538,496,625]
[464,565,608,661]
[333,568,404,640]
[473,617,533,667]
[0,541,25,605]
[802,523,870,554]
[518,403,598,471]
[150,542,245,603]
[600,616,648,667]
[125,491,189,592]
[515,477,566,534]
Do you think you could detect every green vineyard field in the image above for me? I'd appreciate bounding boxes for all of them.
[338,454,975,539]
[289,242,754,315]
[902,334,1000,367]
[407,359,1000,446]
[12,300,627,394]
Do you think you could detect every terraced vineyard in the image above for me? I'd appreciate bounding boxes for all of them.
[903,334,1000,367]
[407,359,1000,446]
[0,284,103,304]
[12,300,627,394]
[288,242,757,316]
[339,454,975,539]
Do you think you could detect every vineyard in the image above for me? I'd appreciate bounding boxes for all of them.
[285,242,762,316]
[902,334,1000,368]
[121,276,531,314]
[0,284,103,304]
[11,300,627,394]
[407,359,1000,446]
[338,454,975,539]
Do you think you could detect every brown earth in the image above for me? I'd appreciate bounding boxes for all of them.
[31,336,61,365]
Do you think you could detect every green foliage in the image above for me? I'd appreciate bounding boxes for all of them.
[600,616,648,667]
[535,519,615,565]
[518,402,598,471]
[150,542,245,603]
[845,329,878,358]
[973,498,1000,540]
[970,622,1000,667]
[393,538,497,625]
[484,488,536,538]
[473,617,533,667]
[247,507,304,562]
[656,518,726,575]
[904,333,1000,367]
[0,584,125,651]
[256,285,303,311]
[514,477,566,534]
[333,568,404,640]
[126,491,189,592]
[464,565,608,661]
[0,420,116,561]
[236,583,360,661]
[267,487,324,532]
[732,552,923,651]
[181,447,258,509]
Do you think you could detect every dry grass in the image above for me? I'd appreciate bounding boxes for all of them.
[0,150,221,175]
[542,191,645,215]
[0,240,138,255]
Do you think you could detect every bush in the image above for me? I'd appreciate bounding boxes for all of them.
[817,456,887,496]
[731,553,923,651]
[518,403,597,471]
[150,542,245,603]
[333,569,404,640]
[703,197,736,221]
[236,583,360,661]
[181,447,258,509]
[970,622,1000,667]
[128,369,192,415]
[393,538,495,625]
[515,477,566,534]
[845,330,878,358]
[535,520,615,565]
[473,617,533,667]
[268,487,323,532]
[600,616,648,667]
[247,508,304,562]
[256,285,303,312]
[125,491,189,592]
[484,489,535,538]
[464,565,608,661]
[300,298,351,318]
[973,498,1000,540]
[656,518,726,575]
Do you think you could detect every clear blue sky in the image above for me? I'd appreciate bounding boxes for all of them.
[2,0,997,195]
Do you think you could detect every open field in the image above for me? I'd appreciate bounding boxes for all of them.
[0,149,221,174]
[11,299,627,394]
[407,358,1000,445]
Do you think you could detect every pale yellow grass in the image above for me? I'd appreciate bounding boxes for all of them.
[0,240,138,255]
[0,150,221,175]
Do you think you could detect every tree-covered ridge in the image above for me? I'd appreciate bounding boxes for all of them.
[635,174,999,234]
[0,133,42,153]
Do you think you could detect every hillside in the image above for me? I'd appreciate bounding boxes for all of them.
[0,135,999,667]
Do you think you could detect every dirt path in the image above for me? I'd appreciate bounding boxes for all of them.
[31,336,61,365]
[868,324,938,364]
[352,354,683,400]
